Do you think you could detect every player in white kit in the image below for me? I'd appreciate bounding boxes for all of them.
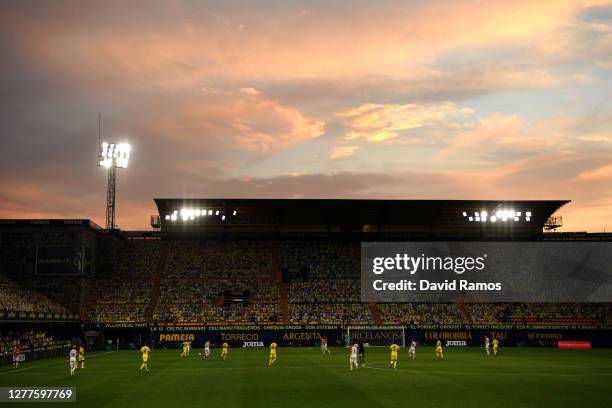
[349,343,359,370]
[69,346,78,376]
[485,336,490,356]
[203,341,211,359]
[321,337,331,354]
[409,340,416,359]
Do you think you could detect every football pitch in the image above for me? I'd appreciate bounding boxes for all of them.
[1,347,611,407]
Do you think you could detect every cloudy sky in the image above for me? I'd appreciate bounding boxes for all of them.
[1,0,611,231]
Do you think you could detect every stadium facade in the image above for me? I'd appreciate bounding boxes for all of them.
[1,199,610,363]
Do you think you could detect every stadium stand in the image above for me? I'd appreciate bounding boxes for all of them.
[86,240,161,322]
[0,329,68,355]
[0,200,609,328]
[0,236,608,326]
[0,272,68,314]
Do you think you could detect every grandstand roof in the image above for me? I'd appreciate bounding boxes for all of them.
[154,199,569,239]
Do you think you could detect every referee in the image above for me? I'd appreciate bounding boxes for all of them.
[358,340,365,365]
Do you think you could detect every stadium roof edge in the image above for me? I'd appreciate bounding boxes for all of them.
[154,198,570,236]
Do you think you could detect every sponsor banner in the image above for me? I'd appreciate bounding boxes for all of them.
[347,327,404,346]
[147,327,612,348]
[243,342,264,348]
[362,242,612,302]
[154,328,343,348]
[445,340,467,347]
[558,340,592,349]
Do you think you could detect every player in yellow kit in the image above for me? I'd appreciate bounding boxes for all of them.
[140,344,151,372]
[492,338,499,356]
[220,342,229,360]
[180,341,190,358]
[389,343,400,369]
[268,342,277,367]
[435,340,444,360]
[78,346,85,368]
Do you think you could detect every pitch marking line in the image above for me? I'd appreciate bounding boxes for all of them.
[0,350,116,376]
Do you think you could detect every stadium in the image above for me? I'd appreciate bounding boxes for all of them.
[2,1,612,407]
[0,198,611,407]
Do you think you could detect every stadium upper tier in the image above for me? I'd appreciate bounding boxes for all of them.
[154,198,569,239]
[1,198,610,326]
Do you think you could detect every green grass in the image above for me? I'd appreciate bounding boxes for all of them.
[1,347,611,407]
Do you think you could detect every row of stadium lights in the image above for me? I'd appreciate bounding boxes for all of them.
[462,210,531,223]
[165,209,238,222]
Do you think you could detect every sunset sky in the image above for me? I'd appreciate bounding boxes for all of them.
[1,0,611,231]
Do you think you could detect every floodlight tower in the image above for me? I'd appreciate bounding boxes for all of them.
[98,141,131,229]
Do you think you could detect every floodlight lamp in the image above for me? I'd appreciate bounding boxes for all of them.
[462,212,467,217]
[233,210,237,216]
[99,141,131,168]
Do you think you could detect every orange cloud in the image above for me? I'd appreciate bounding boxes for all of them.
[578,134,612,143]
[444,114,563,155]
[144,89,325,156]
[330,145,358,160]
[338,102,473,143]
[576,163,612,180]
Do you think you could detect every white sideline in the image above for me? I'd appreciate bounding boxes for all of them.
[0,350,116,376]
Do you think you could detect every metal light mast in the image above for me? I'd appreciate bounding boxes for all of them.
[106,164,116,229]
[97,116,131,230]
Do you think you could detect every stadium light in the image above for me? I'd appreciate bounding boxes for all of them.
[462,208,532,224]
[98,136,131,230]
[98,142,131,169]
[164,207,230,223]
